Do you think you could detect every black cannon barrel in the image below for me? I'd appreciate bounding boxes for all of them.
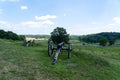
[57,42,64,49]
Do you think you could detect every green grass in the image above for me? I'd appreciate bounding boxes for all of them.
[0,39,120,80]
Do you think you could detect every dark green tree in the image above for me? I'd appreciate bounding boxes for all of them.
[6,31,19,40]
[79,32,120,43]
[99,37,108,46]
[51,27,69,44]
[108,37,116,46]
[18,35,25,40]
[0,29,25,41]
[0,30,6,38]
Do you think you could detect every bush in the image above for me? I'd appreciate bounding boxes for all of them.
[0,29,25,41]
[99,37,108,46]
[50,27,69,44]
[108,37,116,46]
[18,35,25,41]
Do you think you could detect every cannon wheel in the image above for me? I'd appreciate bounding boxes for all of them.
[48,41,54,57]
[68,43,72,58]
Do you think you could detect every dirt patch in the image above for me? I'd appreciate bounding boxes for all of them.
[67,61,77,67]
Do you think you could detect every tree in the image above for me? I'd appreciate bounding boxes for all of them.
[79,32,120,44]
[0,29,25,41]
[0,30,6,38]
[18,35,25,41]
[99,37,108,46]
[6,31,19,40]
[50,27,69,44]
[108,37,116,46]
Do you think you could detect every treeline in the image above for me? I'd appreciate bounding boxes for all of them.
[79,32,120,46]
[0,29,25,40]
[70,35,79,40]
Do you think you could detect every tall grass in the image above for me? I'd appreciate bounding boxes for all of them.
[0,39,120,80]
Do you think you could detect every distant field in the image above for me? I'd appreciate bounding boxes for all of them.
[26,37,48,41]
[0,39,120,80]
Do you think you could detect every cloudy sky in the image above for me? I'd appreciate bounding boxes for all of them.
[0,0,120,35]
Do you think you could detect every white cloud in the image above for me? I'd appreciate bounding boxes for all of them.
[20,6,28,10]
[0,0,19,2]
[42,20,54,25]
[67,20,120,35]
[0,21,10,27]
[20,20,54,27]
[113,17,120,24]
[1,19,120,35]
[14,20,54,34]
[0,21,12,31]
[0,20,55,34]
[35,15,57,20]
[0,21,7,24]
[106,23,115,26]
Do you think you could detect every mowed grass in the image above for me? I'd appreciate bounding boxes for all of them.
[0,39,120,80]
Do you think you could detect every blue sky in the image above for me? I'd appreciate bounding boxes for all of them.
[0,0,120,35]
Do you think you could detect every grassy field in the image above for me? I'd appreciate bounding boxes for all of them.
[0,39,120,80]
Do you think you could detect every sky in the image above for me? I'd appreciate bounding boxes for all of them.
[0,0,120,35]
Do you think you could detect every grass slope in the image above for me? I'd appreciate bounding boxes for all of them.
[0,39,120,80]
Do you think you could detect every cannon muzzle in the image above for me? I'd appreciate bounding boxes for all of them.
[57,42,64,49]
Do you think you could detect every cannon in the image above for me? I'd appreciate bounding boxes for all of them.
[48,27,72,64]
[23,40,35,47]
[48,41,72,65]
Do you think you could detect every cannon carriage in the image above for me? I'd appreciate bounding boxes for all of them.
[48,41,72,57]
[48,40,72,64]
[48,27,72,65]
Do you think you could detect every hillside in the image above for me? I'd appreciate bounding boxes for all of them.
[0,39,120,80]
[79,32,120,43]
[0,29,25,40]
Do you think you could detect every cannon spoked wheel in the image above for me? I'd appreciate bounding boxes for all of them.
[68,43,72,59]
[48,41,54,57]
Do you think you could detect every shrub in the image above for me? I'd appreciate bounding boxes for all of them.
[99,37,108,46]
[50,27,69,44]
[0,29,25,41]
